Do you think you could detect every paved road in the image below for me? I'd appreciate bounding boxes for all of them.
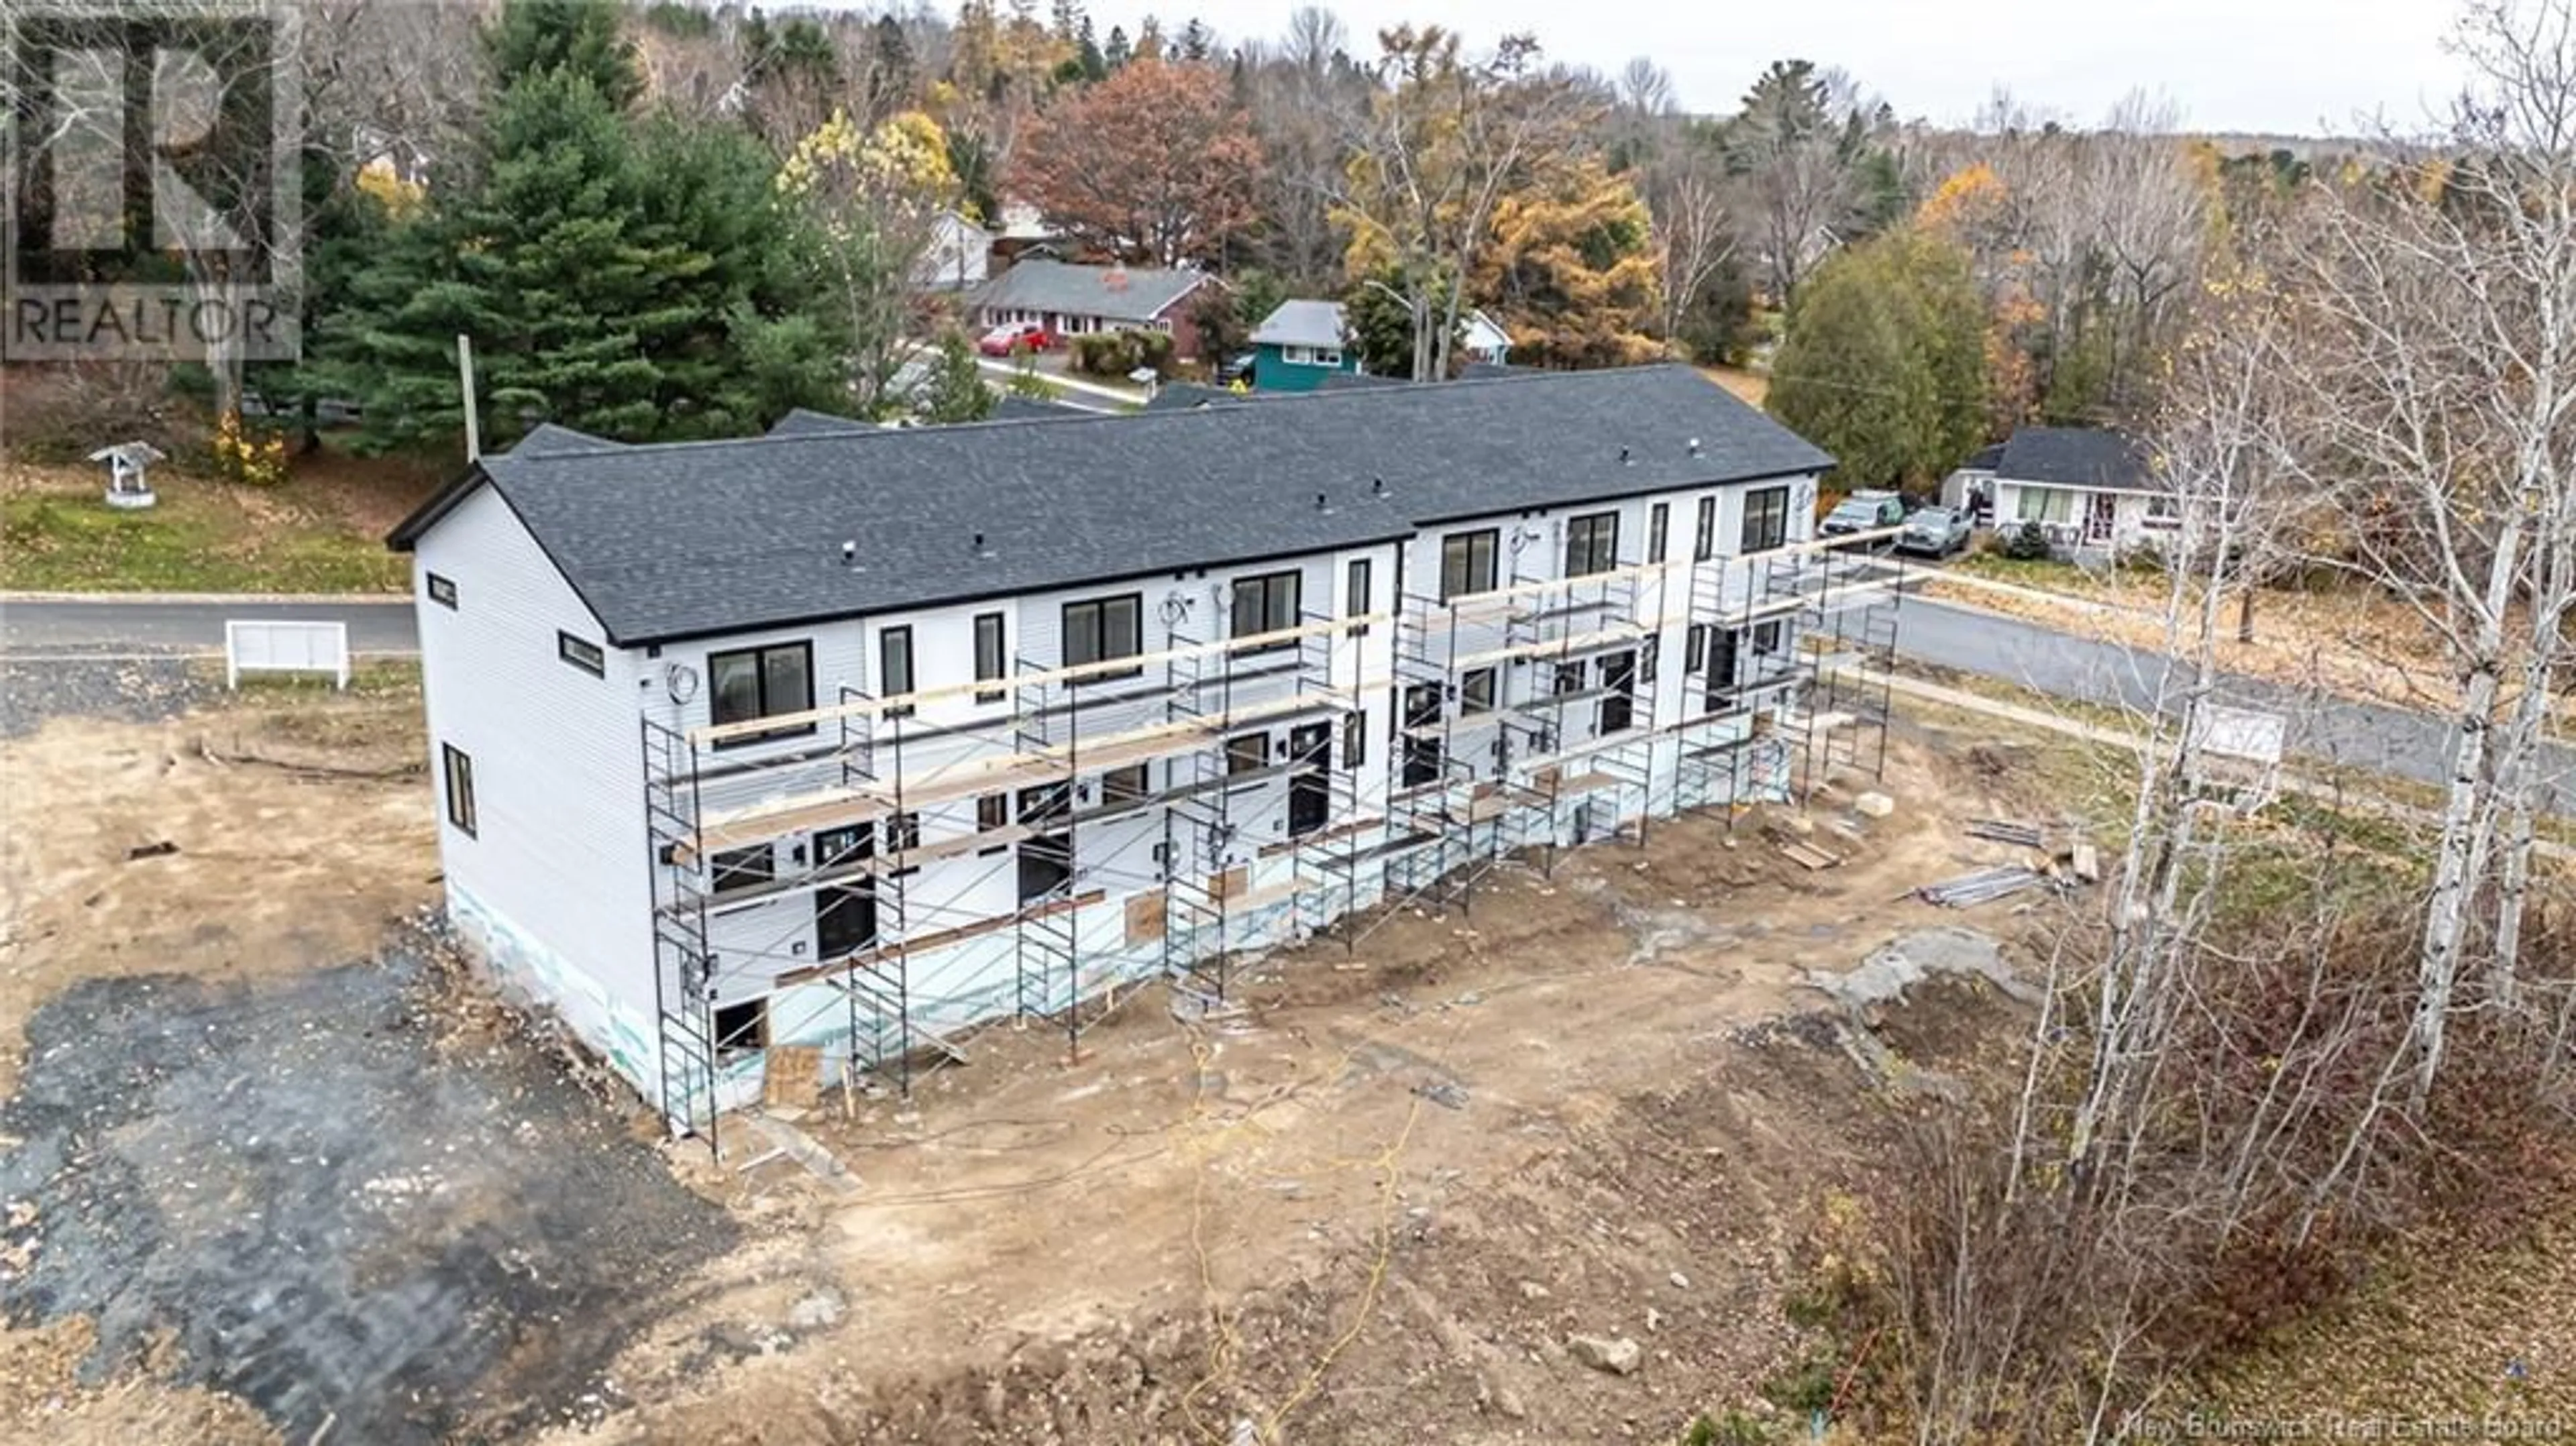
[8,590,2569,805]
[0,598,420,655]
[1892,593,2576,808]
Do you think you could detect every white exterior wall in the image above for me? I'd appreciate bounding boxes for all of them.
[413,486,659,1090]
[1991,480,2167,555]
[633,543,1402,1098]
[421,472,1827,1123]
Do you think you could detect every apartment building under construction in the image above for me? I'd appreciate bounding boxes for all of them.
[387,365,1902,1144]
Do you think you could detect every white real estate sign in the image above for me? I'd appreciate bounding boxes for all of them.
[225,619,350,690]
[2187,702,2287,765]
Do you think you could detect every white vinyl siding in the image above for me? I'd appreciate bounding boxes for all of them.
[411,484,654,1075]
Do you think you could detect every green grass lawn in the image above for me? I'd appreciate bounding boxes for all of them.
[1,461,421,593]
[1945,550,2095,591]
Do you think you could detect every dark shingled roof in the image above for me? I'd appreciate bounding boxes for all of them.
[1312,370,1405,392]
[390,364,1832,647]
[767,408,875,439]
[509,422,625,455]
[1997,427,2157,493]
[1960,441,2006,473]
[990,394,1089,421]
[1142,381,1250,412]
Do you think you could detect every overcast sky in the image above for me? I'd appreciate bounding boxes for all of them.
[1075,0,2471,136]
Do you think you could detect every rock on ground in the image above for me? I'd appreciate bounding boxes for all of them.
[1566,1334,1643,1376]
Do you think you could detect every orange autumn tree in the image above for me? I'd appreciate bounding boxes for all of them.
[1009,58,1263,267]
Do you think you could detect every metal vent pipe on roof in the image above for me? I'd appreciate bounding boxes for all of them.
[840,539,856,566]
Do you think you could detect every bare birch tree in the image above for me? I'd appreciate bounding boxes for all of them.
[2282,0,2576,1105]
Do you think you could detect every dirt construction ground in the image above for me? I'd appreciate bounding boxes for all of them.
[1,667,2082,1445]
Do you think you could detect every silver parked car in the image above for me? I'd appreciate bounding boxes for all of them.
[1894,505,1974,558]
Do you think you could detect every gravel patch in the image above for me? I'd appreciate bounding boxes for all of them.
[0,944,737,1444]
[0,654,212,738]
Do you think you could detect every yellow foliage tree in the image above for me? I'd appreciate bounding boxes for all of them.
[1472,156,1664,368]
[775,107,965,412]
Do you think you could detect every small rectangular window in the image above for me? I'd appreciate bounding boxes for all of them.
[978,793,1009,832]
[711,845,772,896]
[1686,624,1710,674]
[1342,710,1367,771]
[557,631,605,677]
[884,811,921,856]
[1693,496,1717,561]
[1564,510,1619,577]
[1460,667,1497,713]
[1064,594,1144,681]
[1754,620,1786,655]
[1018,781,1071,826]
[879,625,915,719]
[974,612,1007,703]
[713,998,767,1060]
[1440,529,1499,600]
[1346,557,1373,638]
[1102,763,1150,803]
[1741,486,1791,553]
[1402,682,1440,728]
[441,744,476,837]
[1648,503,1669,564]
[426,573,458,609]
[708,641,815,743]
[1226,733,1269,776]
[1231,569,1303,651]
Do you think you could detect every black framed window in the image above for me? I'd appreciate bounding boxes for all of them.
[441,744,476,837]
[1693,496,1717,561]
[1754,619,1786,655]
[1564,510,1619,577]
[1342,711,1367,771]
[1102,763,1150,803]
[1063,594,1143,681]
[1018,781,1071,826]
[1686,623,1709,674]
[557,631,605,677]
[974,612,1006,703]
[1741,486,1791,553]
[1226,733,1268,776]
[884,811,920,856]
[1647,503,1669,564]
[713,999,766,1060]
[426,573,458,609]
[708,641,814,742]
[1232,569,1302,651]
[711,845,772,896]
[1461,667,1497,713]
[978,794,1009,832]
[879,625,915,719]
[1346,557,1372,638]
[1439,529,1498,600]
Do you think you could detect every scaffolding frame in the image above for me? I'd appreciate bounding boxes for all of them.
[1679,527,1907,815]
[631,526,1909,1149]
[637,609,1377,1144]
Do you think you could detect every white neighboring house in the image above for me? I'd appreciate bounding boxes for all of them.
[914,212,991,292]
[968,258,1215,357]
[387,368,1889,1140]
[1460,309,1513,366]
[1988,427,2175,556]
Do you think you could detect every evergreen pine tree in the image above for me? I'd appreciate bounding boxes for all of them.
[1102,23,1130,69]
[486,0,639,105]
[920,330,997,423]
[1077,15,1106,81]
